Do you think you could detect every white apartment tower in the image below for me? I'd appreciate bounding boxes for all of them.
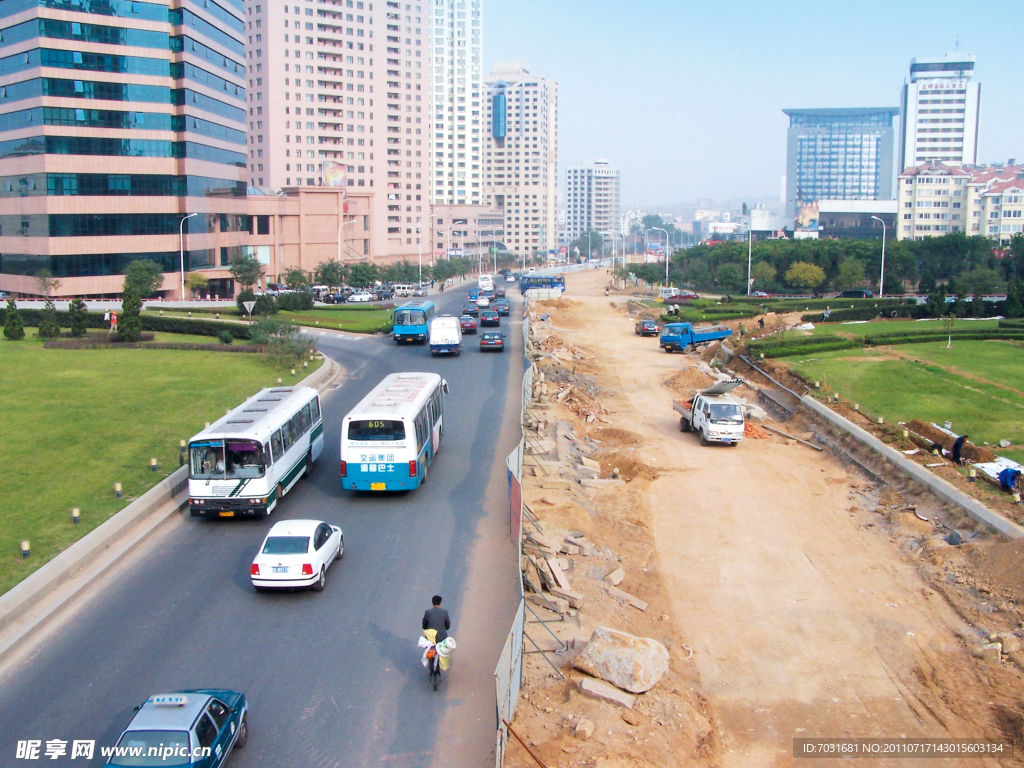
[483,61,559,256]
[430,0,483,206]
[565,161,620,240]
[898,54,981,173]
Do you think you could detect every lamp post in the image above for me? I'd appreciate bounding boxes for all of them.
[650,227,669,285]
[416,218,422,285]
[179,212,198,299]
[870,215,887,298]
[337,216,357,265]
[736,223,754,295]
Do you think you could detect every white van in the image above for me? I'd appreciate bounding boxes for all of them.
[429,315,462,356]
[393,283,416,297]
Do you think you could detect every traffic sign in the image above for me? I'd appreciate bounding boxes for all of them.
[243,300,255,317]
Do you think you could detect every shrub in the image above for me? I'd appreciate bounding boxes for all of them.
[218,329,234,345]
[141,315,250,339]
[68,298,88,337]
[249,316,313,364]
[37,299,61,339]
[253,294,278,316]
[117,285,143,342]
[3,299,25,341]
[236,288,257,314]
[277,291,314,311]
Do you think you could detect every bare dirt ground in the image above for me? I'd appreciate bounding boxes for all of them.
[505,270,1024,768]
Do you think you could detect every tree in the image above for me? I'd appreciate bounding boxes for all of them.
[35,268,61,298]
[314,260,348,288]
[4,299,25,341]
[835,257,865,290]
[283,266,310,290]
[37,298,61,339]
[68,298,88,337]
[186,272,209,298]
[570,229,603,260]
[122,259,164,298]
[253,294,278,316]
[249,316,314,365]
[1004,280,1023,318]
[917,271,937,294]
[785,261,826,289]
[230,252,263,290]
[117,284,143,342]
[941,314,956,348]
[715,263,744,293]
[970,290,986,317]
[962,266,1000,298]
[348,262,380,287]
[751,260,776,288]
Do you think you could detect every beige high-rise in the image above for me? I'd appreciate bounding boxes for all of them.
[482,61,558,258]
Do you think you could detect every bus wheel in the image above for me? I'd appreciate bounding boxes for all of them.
[421,460,428,485]
[276,482,284,505]
[304,450,314,478]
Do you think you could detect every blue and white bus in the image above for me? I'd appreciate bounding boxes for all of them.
[392,300,436,344]
[340,372,448,491]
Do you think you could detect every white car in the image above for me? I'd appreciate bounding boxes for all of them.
[505,275,515,283]
[348,291,373,303]
[250,519,343,592]
[475,295,490,307]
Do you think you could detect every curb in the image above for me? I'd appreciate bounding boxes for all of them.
[801,395,1024,539]
[0,356,336,664]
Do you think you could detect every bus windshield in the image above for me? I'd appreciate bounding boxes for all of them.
[190,439,266,479]
[347,420,406,441]
[393,310,426,326]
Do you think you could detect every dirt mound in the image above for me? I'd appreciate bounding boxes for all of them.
[970,540,1024,603]
[599,454,659,483]
[906,419,997,463]
[590,427,641,447]
[665,367,714,393]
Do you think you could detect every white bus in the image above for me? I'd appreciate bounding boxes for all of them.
[188,386,324,518]
[340,372,448,492]
[478,274,494,293]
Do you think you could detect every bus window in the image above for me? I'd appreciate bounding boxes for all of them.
[309,397,321,423]
[270,431,283,461]
[190,441,224,478]
[224,439,265,478]
[348,420,406,441]
[290,411,304,439]
[394,309,426,326]
[301,403,312,432]
[281,422,294,451]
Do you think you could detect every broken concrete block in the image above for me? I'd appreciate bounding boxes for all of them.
[578,465,601,479]
[550,586,585,609]
[546,557,572,590]
[539,478,575,491]
[582,478,625,489]
[581,456,601,471]
[621,711,641,726]
[573,718,595,741]
[578,677,636,709]
[559,542,581,555]
[981,643,1002,665]
[525,592,569,615]
[604,567,625,586]
[998,634,1021,654]
[573,627,669,694]
[607,585,648,611]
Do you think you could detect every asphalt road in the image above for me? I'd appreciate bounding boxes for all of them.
[0,282,523,767]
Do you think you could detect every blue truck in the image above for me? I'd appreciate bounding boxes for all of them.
[658,322,732,353]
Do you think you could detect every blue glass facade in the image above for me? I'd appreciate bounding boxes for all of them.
[0,0,248,289]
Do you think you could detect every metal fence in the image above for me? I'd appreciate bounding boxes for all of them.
[493,599,525,767]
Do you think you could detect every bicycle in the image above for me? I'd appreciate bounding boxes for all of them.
[426,646,441,691]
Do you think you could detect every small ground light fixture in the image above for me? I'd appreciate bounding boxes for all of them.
[72,507,80,524]
[21,540,30,558]
[114,482,122,498]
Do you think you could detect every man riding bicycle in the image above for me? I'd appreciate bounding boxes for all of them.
[422,595,450,641]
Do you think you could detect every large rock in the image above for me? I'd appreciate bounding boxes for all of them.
[573,627,669,693]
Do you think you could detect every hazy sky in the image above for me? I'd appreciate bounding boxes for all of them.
[485,0,1024,209]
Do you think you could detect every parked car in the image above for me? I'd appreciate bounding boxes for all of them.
[374,287,394,301]
[462,303,479,317]
[750,291,770,298]
[494,299,510,316]
[106,690,248,768]
[251,519,343,592]
[837,289,874,299]
[348,291,374,303]
[479,310,500,327]
[635,319,659,336]
[459,314,478,334]
[412,287,428,297]
[479,331,505,352]
[324,292,347,304]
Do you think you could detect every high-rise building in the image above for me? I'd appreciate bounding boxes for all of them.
[783,108,899,220]
[565,160,619,242]
[0,0,249,297]
[898,54,980,173]
[429,0,483,207]
[482,60,558,257]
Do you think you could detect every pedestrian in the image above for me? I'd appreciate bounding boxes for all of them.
[951,434,968,466]
[823,306,831,320]
[758,317,765,329]
[110,311,118,333]
[738,323,745,337]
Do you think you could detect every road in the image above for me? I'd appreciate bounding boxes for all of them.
[0,283,523,767]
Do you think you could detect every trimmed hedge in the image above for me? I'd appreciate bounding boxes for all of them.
[752,329,1024,358]
[999,319,1024,329]
[802,305,929,323]
[0,309,251,339]
[43,339,258,351]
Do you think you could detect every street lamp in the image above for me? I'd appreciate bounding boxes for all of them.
[870,215,887,298]
[179,212,198,299]
[650,227,669,285]
[736,223,753,295]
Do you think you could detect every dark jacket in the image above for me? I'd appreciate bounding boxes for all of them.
[422,607,450,642]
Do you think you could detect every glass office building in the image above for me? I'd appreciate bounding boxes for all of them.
[0,0,248,296]
[783,107,899,221]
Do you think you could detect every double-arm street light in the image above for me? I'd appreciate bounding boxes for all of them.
[870,215,887,297]
[735,223,754,295]
[179,212,198,299]
[649,227,670,285]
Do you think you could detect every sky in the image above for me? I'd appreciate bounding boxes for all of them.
[485,0,1024,209]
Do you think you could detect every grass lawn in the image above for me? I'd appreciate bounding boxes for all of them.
[781,341,1024,448]
[801,318,1000,339]
[0,334,301,596]
[279,308,392,333]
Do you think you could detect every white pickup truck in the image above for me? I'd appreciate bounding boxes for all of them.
[673,380,746,446]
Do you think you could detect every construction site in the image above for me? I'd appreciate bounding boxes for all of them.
[503,269,1024,768]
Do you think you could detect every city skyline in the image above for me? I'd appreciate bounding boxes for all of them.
[486,0,1024,208]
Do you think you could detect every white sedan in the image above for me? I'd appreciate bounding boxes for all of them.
[475,295,490,307]
[348,291,373,303]
[250,519,343,592]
